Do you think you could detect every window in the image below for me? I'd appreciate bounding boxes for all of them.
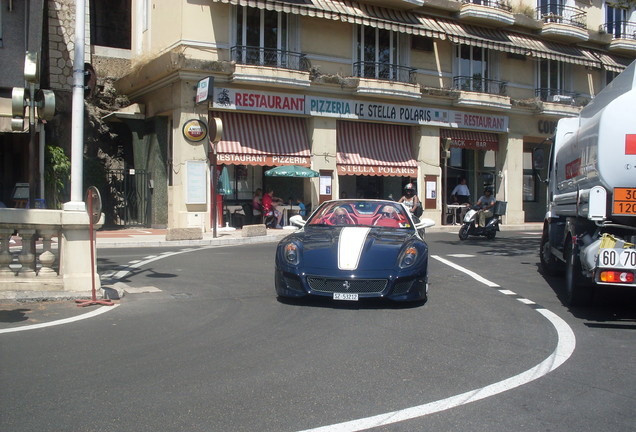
[355,26,409,81]
[234,6,292,67]
[89,0,131,49]
[537,59,570,100]
[523,152,536,201]
[455,45,499,92]
[605,4,628,38]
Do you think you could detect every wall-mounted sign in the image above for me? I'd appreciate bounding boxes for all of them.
[185,160,207,204]
[212,87,509,132]
[182,119,208,143]
[196,76,214,105]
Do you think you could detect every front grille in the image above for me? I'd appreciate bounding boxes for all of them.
[307,276,387,294]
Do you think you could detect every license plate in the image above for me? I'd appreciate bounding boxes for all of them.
[333,293,359,301]
[598,248,636,269]
[612,188,636,215]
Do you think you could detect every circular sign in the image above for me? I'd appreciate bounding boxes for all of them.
[85,186,102,225]
[182,119,208,143]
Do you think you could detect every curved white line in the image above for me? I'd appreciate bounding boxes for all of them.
[297,255,576,432]
[0,304,119,334]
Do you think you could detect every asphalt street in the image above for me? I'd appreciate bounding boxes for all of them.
[1,230,635,432]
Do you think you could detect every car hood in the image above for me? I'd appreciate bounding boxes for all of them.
[292,226,418,271]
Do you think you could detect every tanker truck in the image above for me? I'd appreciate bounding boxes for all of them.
[537,60,636,306]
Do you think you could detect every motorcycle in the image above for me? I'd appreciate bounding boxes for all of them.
[458,201,506,240]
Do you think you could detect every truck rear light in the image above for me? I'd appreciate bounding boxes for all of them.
[599,270,635,283]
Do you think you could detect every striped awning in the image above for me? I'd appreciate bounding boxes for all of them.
[211,0,629,72]
[211,0,446,39]
[337,121,417,177]
[441,129,499,151]
[213,111,311,166]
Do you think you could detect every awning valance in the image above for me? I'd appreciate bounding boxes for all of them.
[441,129,499,151]
[213,111,311,166]
[337,121,417,177]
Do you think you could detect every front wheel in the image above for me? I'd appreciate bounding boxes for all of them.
[564,240,593,307]
[458,225,470,240]
[539,227,561,276]
[485,229,496,240]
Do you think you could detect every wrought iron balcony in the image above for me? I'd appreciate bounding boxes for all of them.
[461,0,512,12]
[453,76,507,95]
[230,46,311,72]
[535,88,578,104]
[353,61,417,84]
[536,4,586,29]
[600,21,636,40]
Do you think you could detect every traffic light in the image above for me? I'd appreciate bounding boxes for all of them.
[11,51,56,131]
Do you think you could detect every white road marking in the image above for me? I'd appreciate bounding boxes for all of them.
[297,256,576,432]
[433,255,500,287]
[446,254,475,258]
[0,305,119,334]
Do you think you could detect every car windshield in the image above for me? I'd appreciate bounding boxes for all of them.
[306,200,413,229]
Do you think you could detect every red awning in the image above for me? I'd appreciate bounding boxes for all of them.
[336,121,417,177]
[441,129,499,151]
[213,111,311,166]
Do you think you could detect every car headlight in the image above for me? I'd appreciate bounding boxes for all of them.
[399,246,418,269]
[284,242,300,265]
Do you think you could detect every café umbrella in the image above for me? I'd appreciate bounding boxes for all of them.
[264,165,319,178]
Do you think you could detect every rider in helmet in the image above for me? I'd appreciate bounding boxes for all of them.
[398,183,421,216]
[475,187,495,227]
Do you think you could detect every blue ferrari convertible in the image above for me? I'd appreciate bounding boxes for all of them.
[275,199,435,303]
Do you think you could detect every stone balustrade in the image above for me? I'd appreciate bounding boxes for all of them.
[0,208,101,300]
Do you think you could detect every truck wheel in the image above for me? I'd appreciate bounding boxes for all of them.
[564,241,593,307]
[458,225,469,240]
[539,228,561,276]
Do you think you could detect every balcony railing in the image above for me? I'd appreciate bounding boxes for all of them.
[600,21,636,40]
[536,4,586,29]
[461,0,512,12]
[535,88,578,104]
[453,76,507,95]
[353,61,417,84]
[230,46,311,72]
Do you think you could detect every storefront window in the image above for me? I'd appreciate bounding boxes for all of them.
[523,152,536,201]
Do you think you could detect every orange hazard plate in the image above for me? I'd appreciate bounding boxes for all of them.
[613,188,636,215]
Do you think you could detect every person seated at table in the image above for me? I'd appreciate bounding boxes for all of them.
[262,188,283,228]
[252,188,263,219]
[293,197,307,218]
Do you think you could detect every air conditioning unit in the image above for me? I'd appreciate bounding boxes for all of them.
[549,94,574,104]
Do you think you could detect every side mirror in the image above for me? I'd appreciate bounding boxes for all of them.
[415,218,435,230]
[289,215,306,228]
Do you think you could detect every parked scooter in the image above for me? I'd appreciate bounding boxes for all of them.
[458,201,506,240]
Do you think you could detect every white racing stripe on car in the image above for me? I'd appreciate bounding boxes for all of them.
[338,227,371,271]
[297,256,576,432]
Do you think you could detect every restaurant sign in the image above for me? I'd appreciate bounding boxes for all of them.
[213,88,508,132]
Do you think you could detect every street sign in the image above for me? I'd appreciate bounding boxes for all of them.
[85,186,102,225]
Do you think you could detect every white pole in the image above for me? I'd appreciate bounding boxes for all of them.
[63,0,86,211]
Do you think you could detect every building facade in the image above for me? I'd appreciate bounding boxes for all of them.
[2,0,636,234]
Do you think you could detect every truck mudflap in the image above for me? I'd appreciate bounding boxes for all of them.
[594,234,636,286]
